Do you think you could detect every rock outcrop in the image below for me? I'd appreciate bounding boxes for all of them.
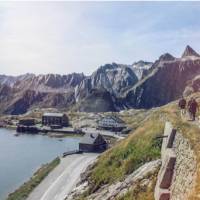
[66,160,161,200]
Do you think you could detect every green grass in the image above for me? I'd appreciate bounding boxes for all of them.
[159,97,200,200]
[7,157,60,200]
[119,109,153,131]
[71,93,200,200]
[88,114,164,192]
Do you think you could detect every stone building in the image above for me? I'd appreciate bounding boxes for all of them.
[42,113,69,127]
[79,133,107,152]
[98,115,126,131]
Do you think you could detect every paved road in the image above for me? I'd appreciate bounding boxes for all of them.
[27,153,98,200]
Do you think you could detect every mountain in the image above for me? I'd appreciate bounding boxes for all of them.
[1,45,200,114]
[0,73,34,87]
[0,73,85,114]
[74,88,117,112]
[75,63,138,100]
[75,46,200,111]
[123,46,200,109]
[0,62,146,114]
[74,63,141,112]
[131,60,153,80]
[182,45,200,58]
[184,74,200,96]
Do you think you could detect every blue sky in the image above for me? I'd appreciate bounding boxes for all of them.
[1,1,200,75]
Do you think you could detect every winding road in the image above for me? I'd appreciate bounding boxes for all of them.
[27,153,98,200]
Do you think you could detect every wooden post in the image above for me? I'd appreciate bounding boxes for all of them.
[160,157,176,189]
[167,129,176,148]
[159,193,170,200]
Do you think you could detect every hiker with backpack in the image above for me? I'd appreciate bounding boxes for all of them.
[178,96,187,116]
[188,97,199,121]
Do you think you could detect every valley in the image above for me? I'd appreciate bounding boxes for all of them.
[1,2,200,200]
[1,46,200,200]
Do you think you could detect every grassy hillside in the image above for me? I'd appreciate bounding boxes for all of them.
[89,114,164,192]
[159,94,200,200]
[79,93,200,200]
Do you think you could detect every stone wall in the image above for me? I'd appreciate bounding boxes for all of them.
[170,132,197,200]
[154,121,197,200]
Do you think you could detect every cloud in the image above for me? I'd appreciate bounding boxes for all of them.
[0,2,200,75]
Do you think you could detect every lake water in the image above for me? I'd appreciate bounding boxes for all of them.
[0,128,80,200]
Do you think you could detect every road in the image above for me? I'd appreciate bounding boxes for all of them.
[27,153,98,200]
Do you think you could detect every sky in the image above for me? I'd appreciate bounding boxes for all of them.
[1,1,200,76]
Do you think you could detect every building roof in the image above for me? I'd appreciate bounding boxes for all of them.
[43,112,65,117]
[111,116,125,123]
[80,133,101,145]
[99,115,125,124]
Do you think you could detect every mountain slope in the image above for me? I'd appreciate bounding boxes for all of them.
[182,45,200,58]
[1,45,200,114]
[75,45,200,111]
[0,73,85,114]
[75,63,138,100]
[123,46,200,108]
[65,95,200,200]
[131,60,153,80]
[72,63,140,112]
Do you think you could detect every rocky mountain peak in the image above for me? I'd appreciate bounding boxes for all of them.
[182,45,200,58]
[159,53,175,62]
[2,45,200,114]
[132,60,153,68]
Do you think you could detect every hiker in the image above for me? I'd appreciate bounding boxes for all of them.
[178,96,186,116]
[188,98,199,121]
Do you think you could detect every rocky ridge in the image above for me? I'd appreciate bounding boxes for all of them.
[1,45,200,114]
[0,73,85,114]
[123,46,200,109]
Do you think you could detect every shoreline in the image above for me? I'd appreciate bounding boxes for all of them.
[0,126,84,138]
[6,157,61,200]
[0,126,121,142]
[2,121,102,199]
[26,153,99,200]
[0,128,82,200]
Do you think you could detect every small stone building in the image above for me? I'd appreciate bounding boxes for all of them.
[98,115,126,131]
[19,118,35,126]
[79,133,107,152]
[42,113,69,127]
